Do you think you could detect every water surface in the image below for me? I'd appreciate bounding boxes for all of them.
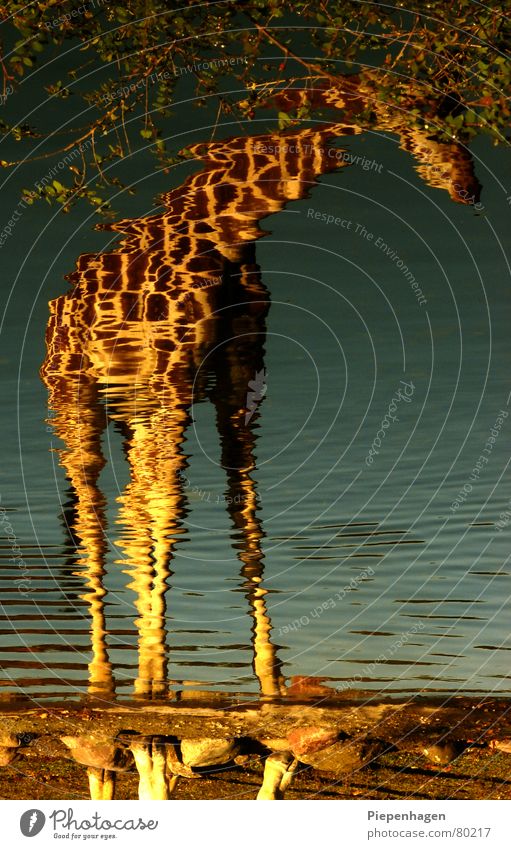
[1,87,510,703]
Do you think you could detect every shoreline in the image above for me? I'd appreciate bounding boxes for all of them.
[0,694,510,799]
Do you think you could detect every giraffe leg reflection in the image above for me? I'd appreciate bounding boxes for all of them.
[60,736,133,800]
[87,767,116,800]
[257,752,298,800]
[130,737,181,800]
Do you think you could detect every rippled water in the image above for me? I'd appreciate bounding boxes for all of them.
[1,93,510,702]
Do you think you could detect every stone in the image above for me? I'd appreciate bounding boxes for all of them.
[258,737,289,752]
[60,737,132,771]
[0,732,20,748]
[0,732,21,766]
[287,726,338,757]
[490,739,511,754]
[422,741,463,765]
[180,738,239,767]
[0,747,18,766]
[298,738,385,775]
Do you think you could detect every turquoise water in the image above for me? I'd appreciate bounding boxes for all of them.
[1,114,511,701]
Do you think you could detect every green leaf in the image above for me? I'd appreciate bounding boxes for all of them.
[278,111,293,130]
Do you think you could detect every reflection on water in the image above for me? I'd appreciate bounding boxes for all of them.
[0,78,501,704]
[40,122,364,702]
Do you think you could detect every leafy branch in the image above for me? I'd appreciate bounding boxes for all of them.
[0,0,509,214]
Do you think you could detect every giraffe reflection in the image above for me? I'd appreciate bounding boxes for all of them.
[274,77,481,206]
[41,122,361,798]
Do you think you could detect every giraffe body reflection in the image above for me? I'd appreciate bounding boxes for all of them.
[41,87,480,798]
